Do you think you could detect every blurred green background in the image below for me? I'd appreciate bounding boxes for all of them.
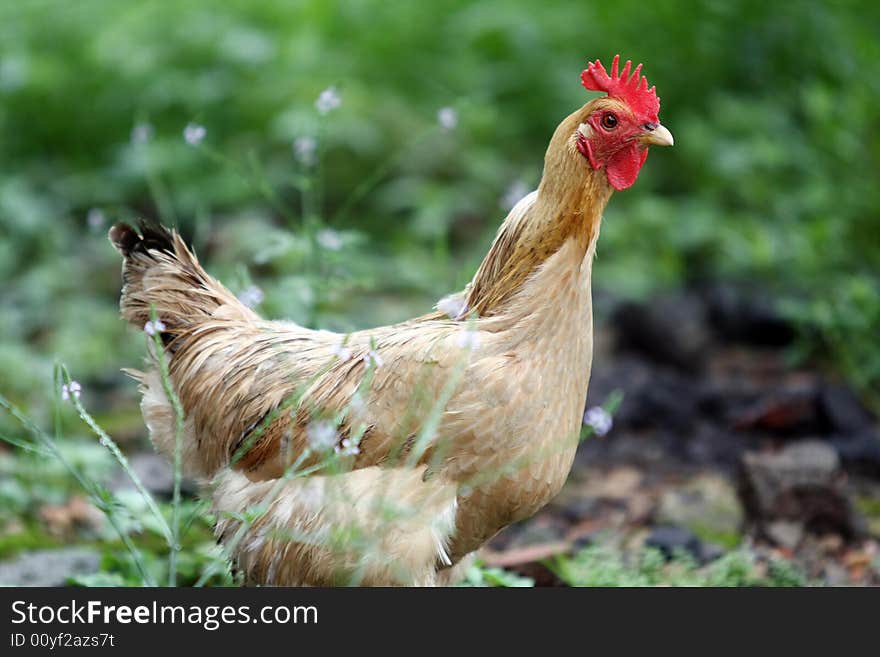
[1,0,878,423]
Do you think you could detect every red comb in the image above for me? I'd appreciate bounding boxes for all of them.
[581,55,660,123]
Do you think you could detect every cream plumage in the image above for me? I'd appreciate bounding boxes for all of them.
[110,58,672,585]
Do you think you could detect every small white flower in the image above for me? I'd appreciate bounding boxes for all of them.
[334,438,360,457]
[61,381,81,401]
[238,285,264,308]
[143,319,167,336]
[316,228,343,251]
[183,122,206,146]
[436,293,468,320]
[293,136,317,166]
[307,420,338,452]
[331,342,352,362]
[437,106,458,130]
[315,86,341,115]
[131,122,153,144]
[87,208,105,230]
[583,406,613,437]
[363,349,384,368]
[500,179,529,211]
[456,327,480,350]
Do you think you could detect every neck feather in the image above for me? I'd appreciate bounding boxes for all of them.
[464,166,610,318]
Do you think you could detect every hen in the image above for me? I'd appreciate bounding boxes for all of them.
[110,55,672,586]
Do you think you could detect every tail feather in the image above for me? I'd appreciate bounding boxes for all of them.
[110,222,260,477]
[109,221,257,337]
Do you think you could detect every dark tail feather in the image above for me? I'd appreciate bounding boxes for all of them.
[109,221,256,339]
[109,221,176,259]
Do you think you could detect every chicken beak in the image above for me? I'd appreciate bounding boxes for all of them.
[640,123,674,147]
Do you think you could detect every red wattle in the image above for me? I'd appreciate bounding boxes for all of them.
[577,134,602,170]
[605,144,648,191]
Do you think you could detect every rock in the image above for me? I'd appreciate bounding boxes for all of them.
[592,466,643,500]
[588,358,699,434]
[828,432,880,478]
[0,547,101,586]
[699,542,726,562]
[645,525,703,560]
[822,561,850,586]
[732,386,823,436]
[627,379,700,434]
[766,520,804,550]
[703,284,795,347]
[611,294,710,373]
[816,385,880,477]
[818,384,876,435]
[682,422,752,470]
[743,440,838,495]
[576,432,670,470]
[558,496,604,523]
[656,473,744,540]
[739,441,866,541]
[697,380,762,427]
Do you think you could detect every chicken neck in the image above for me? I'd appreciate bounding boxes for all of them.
[465,162,612,322]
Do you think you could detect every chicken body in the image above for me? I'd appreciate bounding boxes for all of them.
[111,60,671,585]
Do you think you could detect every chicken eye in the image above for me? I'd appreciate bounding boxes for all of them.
[601,113,618,130]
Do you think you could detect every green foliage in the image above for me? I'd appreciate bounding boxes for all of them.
[551,544,807,587]
[0,438,115,518]
[784,275,880,410]
[90,511,233,587]
[0,375,232,586]
[463,563,535,587]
